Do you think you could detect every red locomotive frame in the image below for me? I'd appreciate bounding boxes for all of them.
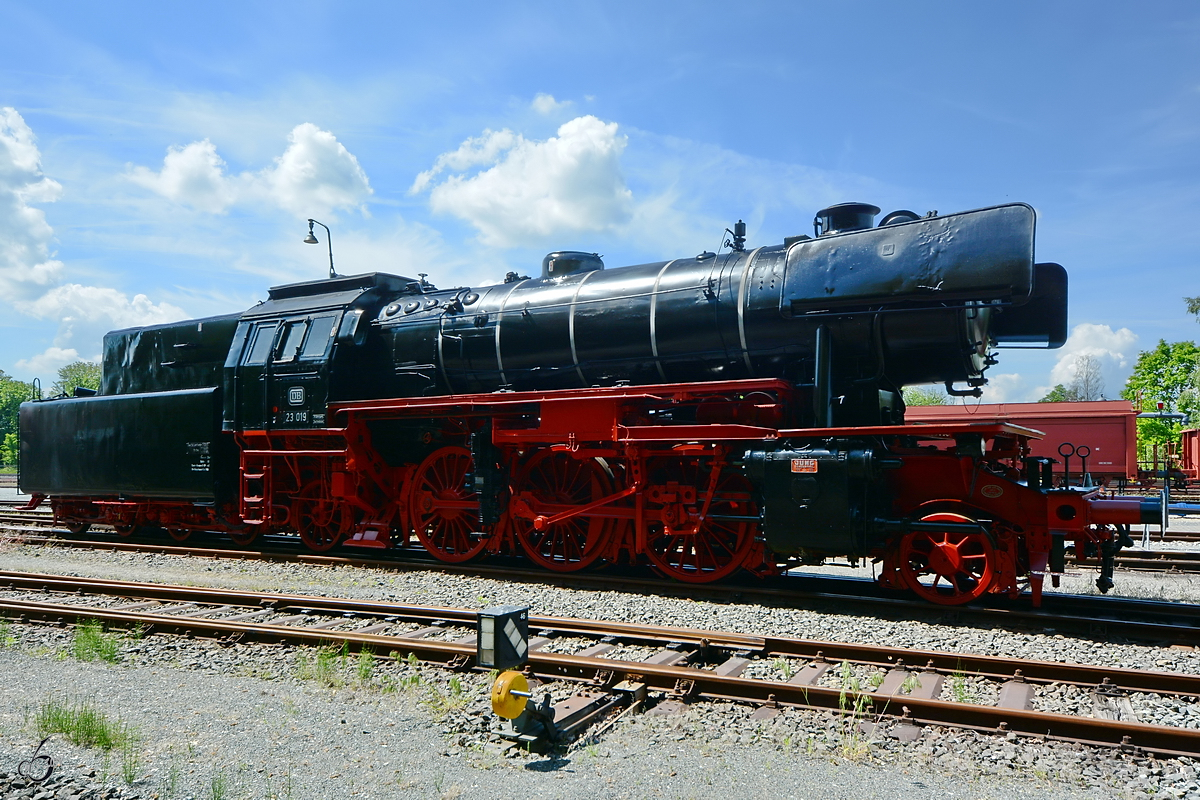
[43,377,1153,607]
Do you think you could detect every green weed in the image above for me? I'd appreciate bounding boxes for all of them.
[356,646,375,685]
[119,732,143,784]
[158,748,182,797]
[774,657,794,681]
[71,619,121,663]
[297,644,345,688]
[949,669,970,703]
[209,767,230,800]
[33,695,134,750]
[835,661,873,758]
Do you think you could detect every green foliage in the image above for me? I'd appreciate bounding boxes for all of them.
[33,695,136,749]
[71,619,122,663]
[1186,296,1200,318]
[1121,339,1200,461]
[51,360,102,397]
[1039,384,1079,403]
[902,385,949,406]
[0,370,37,465]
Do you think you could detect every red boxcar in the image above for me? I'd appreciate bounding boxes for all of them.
[1181,429,1200,483]
[906,400,1138,484]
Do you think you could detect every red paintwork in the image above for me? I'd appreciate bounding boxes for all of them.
[48,379,1155,606]
[1182,429,1200,482]
[906,400,1138,482]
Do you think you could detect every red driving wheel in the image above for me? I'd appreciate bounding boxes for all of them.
[643,458,757,583]
[512,450,617,572]
[410,446,491,563]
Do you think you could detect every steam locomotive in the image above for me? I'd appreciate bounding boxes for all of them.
[19,202,1161,605]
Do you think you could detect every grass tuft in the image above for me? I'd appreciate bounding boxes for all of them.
[71,619,122,663]
[33,695,136,750]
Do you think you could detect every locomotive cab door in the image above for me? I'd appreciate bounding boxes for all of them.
[232,314,339,431]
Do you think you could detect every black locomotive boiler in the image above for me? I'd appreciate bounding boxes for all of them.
[20,202,1158,605]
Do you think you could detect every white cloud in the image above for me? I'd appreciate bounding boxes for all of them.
[18,284,184,331]
[261,122,372,217]
[0,108,187,377]
[1046,323,1138,400]
[978,373,1028,403]
[413,115,633,247]
[127,123,372,218]
[409,129,520,194]
[0,107,65,300]
[15,346,82,375]
[531,93,571,115]
[128,139,233,213]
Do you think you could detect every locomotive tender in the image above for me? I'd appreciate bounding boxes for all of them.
[19,202,1161,605]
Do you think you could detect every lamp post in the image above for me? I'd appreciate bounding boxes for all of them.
[304,219,338,279]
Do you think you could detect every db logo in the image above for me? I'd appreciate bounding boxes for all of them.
[980,484,1004,499]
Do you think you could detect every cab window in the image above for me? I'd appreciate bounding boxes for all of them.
[244,322,279,365]
[274,320,308,363]
[300,315,338,359]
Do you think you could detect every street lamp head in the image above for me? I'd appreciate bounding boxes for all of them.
[304,218,337,280]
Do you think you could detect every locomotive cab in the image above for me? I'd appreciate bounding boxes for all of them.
[222,272,414,432]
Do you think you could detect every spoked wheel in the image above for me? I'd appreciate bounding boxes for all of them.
[65,523,91,536]
[512,450,616,572]
[113,523,136,538]
[228,528,260,547]
[167,529,192,543]
[294,481,350,553]
[898,513,996,605]
[410,445,491,563]
[643,458,757,583]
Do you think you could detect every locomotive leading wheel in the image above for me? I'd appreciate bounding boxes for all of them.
[410,445,490,563]
[167,528,192,543]
[643,458,757,583]
[295,481,350,553]
[512,450,616,572]
[898,513,996,605]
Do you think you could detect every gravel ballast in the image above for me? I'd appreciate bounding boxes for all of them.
[2,540,1200,798]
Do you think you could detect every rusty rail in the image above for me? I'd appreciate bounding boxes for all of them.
[2,571,1200,755]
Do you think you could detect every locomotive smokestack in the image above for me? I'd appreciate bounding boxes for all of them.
[814,202,881,237]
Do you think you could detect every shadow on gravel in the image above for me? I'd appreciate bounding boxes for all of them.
[524,757,572,772]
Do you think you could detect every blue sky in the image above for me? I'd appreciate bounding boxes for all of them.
[1,1,1197,401]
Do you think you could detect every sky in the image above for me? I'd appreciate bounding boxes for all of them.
[1,1,1198,402]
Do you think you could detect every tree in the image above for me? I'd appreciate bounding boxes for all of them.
[1070,354,1105,401]
[1186,296,1200,319]
[51,361,102,397]
[902,386,950,406]
[1121,339,1200,463]
[1039,384,1079,403]
[0,370,38,466]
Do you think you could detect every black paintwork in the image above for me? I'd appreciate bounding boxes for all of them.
[19,202,1067,503]
[20,388,233,500]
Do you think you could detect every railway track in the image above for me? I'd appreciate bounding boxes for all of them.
[1,569,1198,756]
[6,524,1200,653]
